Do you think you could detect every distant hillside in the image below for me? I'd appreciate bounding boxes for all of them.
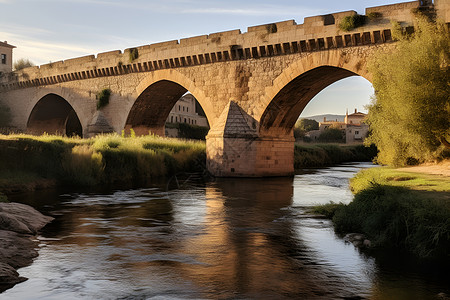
[300,114,345,123]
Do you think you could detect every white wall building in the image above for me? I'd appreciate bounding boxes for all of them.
[306,109,369,143]
[166,94,208,127]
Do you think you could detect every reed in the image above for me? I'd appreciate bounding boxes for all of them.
[0,133,206,189]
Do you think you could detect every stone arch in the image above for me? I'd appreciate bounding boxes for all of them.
[258,50,372,136]
[125,69,214,136]
[27,93,83,137]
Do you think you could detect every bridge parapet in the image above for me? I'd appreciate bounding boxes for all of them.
[1,0,442,92]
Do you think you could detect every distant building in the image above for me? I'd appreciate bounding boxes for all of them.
[165,93,209,137]
[306,109,369,143]
[0,41,15,74]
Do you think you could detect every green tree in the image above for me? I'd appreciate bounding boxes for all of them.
[366,14,450,166]
[296,118,319,132]
[294,119,319,140]
[13,58,34,71]
[318,128,344,143]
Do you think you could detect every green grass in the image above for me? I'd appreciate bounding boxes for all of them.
[294,143,377,168]
[0,133,206,190]
[349,167,450,194]
[314,166,450,259]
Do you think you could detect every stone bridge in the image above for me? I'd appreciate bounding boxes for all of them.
[1,0,448,177]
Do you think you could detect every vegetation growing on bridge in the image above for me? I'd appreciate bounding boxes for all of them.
[128,47,139,62]
[339,14,366,31]
[313,167,450,260]
[366,14,450,166]
[96,88,111,110]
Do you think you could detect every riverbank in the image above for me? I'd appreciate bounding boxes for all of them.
[0,134,206,196]
[294,143,377,168]
[314,162,450,260]
[0,202,53,292]
[0,135,376,197]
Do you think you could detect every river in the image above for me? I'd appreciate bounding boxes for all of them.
[2,162,449,299]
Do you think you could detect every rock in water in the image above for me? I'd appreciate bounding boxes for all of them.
[0,202,54,234]
[0,203,53,292]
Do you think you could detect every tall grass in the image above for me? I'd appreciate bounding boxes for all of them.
[294,143,377,168]
[0,133,206,189]
[314,167,450,259]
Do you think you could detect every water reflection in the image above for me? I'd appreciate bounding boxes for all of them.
[3,163,449,299]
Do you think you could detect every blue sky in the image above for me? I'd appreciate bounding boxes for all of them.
[0,0,398,116]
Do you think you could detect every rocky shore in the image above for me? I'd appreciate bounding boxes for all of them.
[0,202,53,292]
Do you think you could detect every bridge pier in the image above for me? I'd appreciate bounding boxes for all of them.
[206,135,294,177]
[206,101,294,177]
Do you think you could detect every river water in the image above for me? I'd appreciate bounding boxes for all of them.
[2,163,449,299]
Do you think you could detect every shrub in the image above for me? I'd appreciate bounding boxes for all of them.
[318,128,344,143]
[294,143,376,168]
[312,202,344,218]
[177,123,209,140]
[339,14,367,31]
[332,184,450,259]
[96,88,111,110]
[129,48,139,62]
[13,58,34,71]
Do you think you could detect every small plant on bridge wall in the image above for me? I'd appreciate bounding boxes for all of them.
[367,12,383,20]
[96,88,111,110]
[339,14,367,31]
[266,23,277,34]
[128,48,139,62]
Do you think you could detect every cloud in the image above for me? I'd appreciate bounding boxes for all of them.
[182,6,320,17]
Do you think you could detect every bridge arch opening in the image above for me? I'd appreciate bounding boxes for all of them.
[125,80,210,138]
[260,66,367,137]
[27,94,83,137]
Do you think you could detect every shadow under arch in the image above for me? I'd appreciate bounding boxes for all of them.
[27,93,83,137]
[126,70,214,136]
[260,66,361,135]
[125,80,212,136]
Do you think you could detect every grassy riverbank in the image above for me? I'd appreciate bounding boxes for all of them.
[0,135,376,198]
[0,134,206,193]
[314,166,450,260]
[294,143,377,168]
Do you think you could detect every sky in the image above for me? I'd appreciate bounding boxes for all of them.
[0,0,399,116]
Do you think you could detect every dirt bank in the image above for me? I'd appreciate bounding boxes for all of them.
[397,160,450,177]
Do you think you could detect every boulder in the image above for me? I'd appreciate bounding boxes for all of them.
[0,203,53,292]
[0,262,27,291]
[0,202,54,234]
[344,233,371,249]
